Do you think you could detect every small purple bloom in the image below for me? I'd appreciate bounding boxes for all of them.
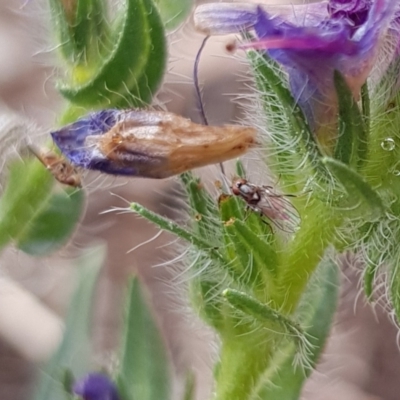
[73,373,119,400]
[195,0,399,134]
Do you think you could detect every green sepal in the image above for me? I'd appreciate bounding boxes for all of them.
[323,157,385,218]
[115,277,170,400]
[49,0,108,65]
[58,0,166,107]
[333,70,367,167]
[224,219,278,282]
[218,194,276,289]
[154,0,193,30]
[218,192,245,222]
[34,245,105,400]
[223,289,303,341]
[361,81,370,140]
[218,194,273,245]
[17,188,85,256]
[180,172,220,237]
[0,158,53,252]
[247,50,327,182]
[190,276,226,331]
[257,256,339,400]
[364,262,377,301]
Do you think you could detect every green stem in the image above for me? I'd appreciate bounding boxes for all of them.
[277,201,341,312]
[214,338,272,400]
[0,159,53,252]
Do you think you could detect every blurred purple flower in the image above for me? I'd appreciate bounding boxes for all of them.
[73,373,119,400]
[195,0,399,134]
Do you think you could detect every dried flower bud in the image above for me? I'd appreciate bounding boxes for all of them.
[51,109,257,179]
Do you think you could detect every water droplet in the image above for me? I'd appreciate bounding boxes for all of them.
[381,137,395,151]
[393,169,400,176]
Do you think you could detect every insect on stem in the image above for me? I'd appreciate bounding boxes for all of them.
[231,178,300,233]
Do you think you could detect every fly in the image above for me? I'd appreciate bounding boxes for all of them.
[231,178,300,232]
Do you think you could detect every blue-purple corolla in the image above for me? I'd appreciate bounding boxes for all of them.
[195,0,400,137]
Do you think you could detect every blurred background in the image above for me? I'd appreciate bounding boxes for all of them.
[1,1,400,399]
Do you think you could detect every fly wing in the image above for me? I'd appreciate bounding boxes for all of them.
[257,191,300,233]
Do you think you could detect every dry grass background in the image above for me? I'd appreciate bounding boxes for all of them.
[1,1,400,399]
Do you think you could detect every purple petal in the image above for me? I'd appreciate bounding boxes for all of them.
[51,109,169,177]
[194,0,399,132]
[194,2,329,35]
[194,3,257,35]
[51,109,118,170]
[73,373,119,400]
[251,0,397,129]
[328,0,372,28]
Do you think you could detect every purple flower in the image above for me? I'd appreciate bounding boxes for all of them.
[73,373,119,400]
[195,0,399,134]
[328,0,372,29]
[51,109,256,178]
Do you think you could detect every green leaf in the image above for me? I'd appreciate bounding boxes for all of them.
[115,277,170,400]
[154,0,193,29]
[257,256,339,400]
[333,70,367,167]
[323,157,385,219]
[115,0,167,108]
[34,245,105,400]
[0,159,53,252]
[17,188,85,255]
[58,0,152,107]
[49,0,109,65]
